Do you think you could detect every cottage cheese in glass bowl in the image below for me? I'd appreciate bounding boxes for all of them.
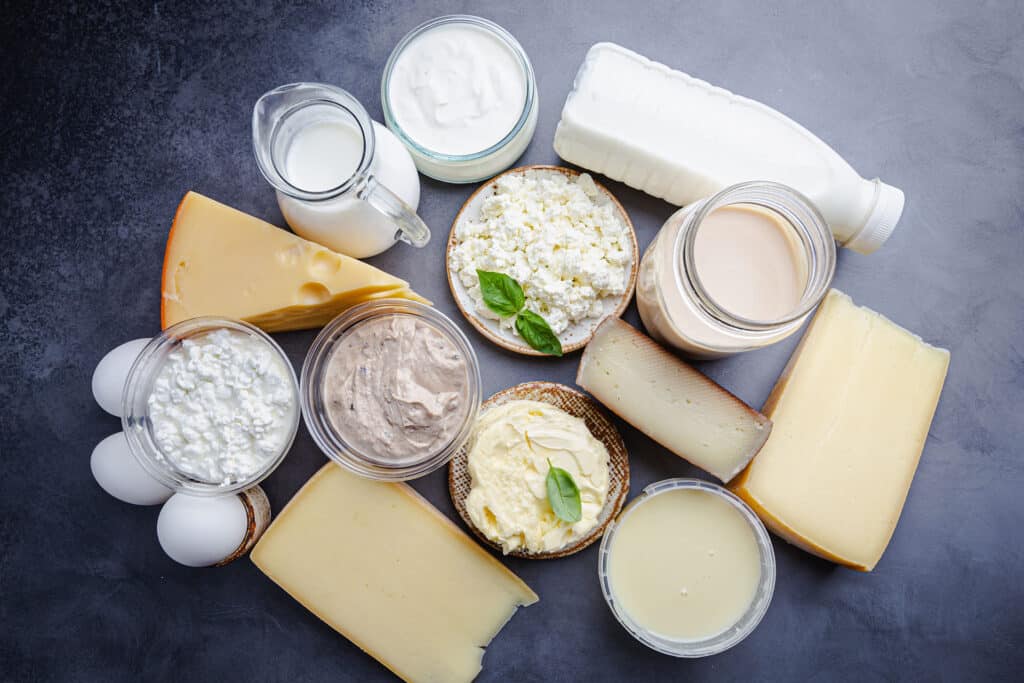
[122,318,300,496]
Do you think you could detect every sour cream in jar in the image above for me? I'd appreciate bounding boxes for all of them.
[382,16,538,183]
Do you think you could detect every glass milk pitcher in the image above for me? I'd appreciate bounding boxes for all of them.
[253,82,430,258]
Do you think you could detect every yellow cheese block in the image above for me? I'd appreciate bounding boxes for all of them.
[161,192,429,332]
[251,464,538,683]
[731,289,950,571]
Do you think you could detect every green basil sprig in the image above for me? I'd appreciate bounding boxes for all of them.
[546,459,582,523]
[476,270,563,357]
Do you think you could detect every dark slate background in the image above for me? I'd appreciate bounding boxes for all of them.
[2,1,1022,681]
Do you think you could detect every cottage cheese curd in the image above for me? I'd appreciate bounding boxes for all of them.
[147,329,297,485]
[450,171,631,335]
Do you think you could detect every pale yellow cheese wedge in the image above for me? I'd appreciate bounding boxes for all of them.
[731,289,950,571]
[251,464,538,683]
[576,317,771,482]
[161,192,428,332]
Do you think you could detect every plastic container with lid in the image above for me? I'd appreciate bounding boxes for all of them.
[636,181,836,358]
[301,300,482,481]
[598,478,776,658]
[381,15,539,183]
[122,318,300,496]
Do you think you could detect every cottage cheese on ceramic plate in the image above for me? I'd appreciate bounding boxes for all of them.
[147,329,296,485]
[450,171,631,335]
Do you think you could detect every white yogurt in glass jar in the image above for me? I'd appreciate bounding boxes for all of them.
[382,16,538,183]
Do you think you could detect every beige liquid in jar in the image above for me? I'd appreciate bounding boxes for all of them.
[608,489,762,641]
[636,202,809,356]
[693,205,807,321]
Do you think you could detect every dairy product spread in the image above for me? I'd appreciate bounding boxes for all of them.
[147,328,297,485]
[465,400,609,554]
[323,315,470,464]
[450,170,631,336]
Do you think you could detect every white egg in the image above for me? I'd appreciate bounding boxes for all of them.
[92,338,151,417]
[90,432,173,505]
[157,493,248,567]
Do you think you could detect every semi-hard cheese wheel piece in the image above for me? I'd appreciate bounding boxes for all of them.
[161,192,429,332]
[730,289,950,571]
[576,317,771,482]
[251,463,538,683]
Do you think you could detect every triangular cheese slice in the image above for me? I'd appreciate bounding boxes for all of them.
[161,192,429,332]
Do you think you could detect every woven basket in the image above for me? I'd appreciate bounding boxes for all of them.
[448,381,630,559]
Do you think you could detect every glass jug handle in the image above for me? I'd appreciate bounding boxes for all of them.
[357,174,431,248]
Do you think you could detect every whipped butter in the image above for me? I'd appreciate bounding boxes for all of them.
[466,400,610,554]
[323,315,470,464]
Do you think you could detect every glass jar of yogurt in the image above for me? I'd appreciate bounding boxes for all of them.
[381,15,539,183]
[636,181,836,358]
[301,300,482,481]
[122,318,300,496]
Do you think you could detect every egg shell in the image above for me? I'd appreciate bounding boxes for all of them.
[157,493,248,567]
[92,338,150,417]
[90,432,173,505]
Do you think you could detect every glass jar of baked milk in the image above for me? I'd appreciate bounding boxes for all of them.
[636,182,836,358]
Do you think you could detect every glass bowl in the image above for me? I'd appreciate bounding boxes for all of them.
[381,15,539,183]
[597,478,776,657]
[301,299,482,481]
[121,317,300,496]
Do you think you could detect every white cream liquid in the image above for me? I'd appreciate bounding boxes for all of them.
[608,489,762,641]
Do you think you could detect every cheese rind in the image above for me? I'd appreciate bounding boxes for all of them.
[251,464,538,683]
[730,289,950,571]
[161,192,428,332]
[576,317,771,481]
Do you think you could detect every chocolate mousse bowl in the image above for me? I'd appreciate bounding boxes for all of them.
[300,299,482,481]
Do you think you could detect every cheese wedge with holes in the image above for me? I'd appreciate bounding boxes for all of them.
[576,317,771,481]
[251,463,538,683]
[730,289,950,571]
[161,192,428,332]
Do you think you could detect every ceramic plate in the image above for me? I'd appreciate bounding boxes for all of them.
[446,165,639,356]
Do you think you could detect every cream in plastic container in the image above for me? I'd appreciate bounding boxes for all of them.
[554,42,905,253]
[636,182,835,358]
[301,299,482,481]
[598,479,775,657]
[382,15,538,183]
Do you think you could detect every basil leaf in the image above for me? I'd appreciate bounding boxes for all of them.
[546,459,582,523]
[477,270,525,318]
[515,309,563,356]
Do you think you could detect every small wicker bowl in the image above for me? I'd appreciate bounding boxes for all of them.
[448,381,630,559]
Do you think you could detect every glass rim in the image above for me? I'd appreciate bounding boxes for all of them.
[380,15,537,163]
[252,82,376,202]
[121,317,300,497]
[300,299,482,481]
[675,181,836,331]
[597,478,776,658]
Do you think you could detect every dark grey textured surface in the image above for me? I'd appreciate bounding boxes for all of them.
[2,1,1022,681]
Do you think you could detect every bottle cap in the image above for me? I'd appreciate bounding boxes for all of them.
[845,180,904,254]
